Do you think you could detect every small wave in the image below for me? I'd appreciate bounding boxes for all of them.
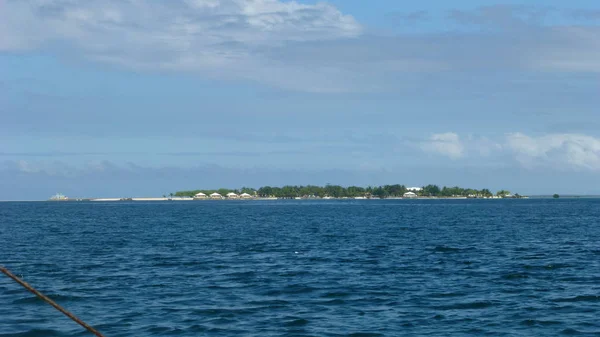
[320,291,351,298]
[433,246,462,253]
[184,324,208,333]
[278,270,312,277]
[519,255,547,260]
[561,328,583,335]
[520,319,561,326]
[191,307,257,317]
[464,328,487,334]
[320,298,345,305]
[0,329,67,337]
[180,261,211,268]
[144,326,171,334]
[204,317,239,325]
[348,333,384,337]
[522,263,573,270]
[427,292,467,298]
[553,295,600,303]
[133,283,168,289]
[12,294,84,305]
[433,301,494,310]
[264,284,316,296]
[502,273,530,280]
[149,261,182,268]
[3,288,27,295]
[245,299,290,307]
[225,271,257,278]
[283,318,309,327]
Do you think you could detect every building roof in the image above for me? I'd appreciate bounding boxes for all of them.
[226,192,238,196]
[210,193,222,197]
[195,192,207,196]
[240,193,252,197]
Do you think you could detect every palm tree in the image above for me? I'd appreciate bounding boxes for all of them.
[496,190,510,197]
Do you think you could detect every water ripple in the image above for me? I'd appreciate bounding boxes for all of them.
[1,199,600,336]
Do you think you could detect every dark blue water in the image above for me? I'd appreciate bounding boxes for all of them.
[1,199,600,336]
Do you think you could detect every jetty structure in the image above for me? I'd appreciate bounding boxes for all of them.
[49,193,68,201]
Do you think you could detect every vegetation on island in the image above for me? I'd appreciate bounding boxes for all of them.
[174,184,524,199]
[553,194,560,199]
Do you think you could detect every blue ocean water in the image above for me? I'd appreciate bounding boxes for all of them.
[1,199,600,336]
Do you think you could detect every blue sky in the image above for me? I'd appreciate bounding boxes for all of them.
[1,0,599,199]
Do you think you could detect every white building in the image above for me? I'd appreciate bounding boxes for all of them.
[210,192,223,199]
[407,187,422,192]
[240,193,253,199]
[403,191,418,198]
[194,192,207,200]
[226,192,239,199]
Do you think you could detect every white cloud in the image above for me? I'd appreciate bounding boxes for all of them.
[2,2,600,92]
[530,26,600,73]
[419,132,600,171]
[506,133,600,170]
[466,135,503,157]
[16,160,40,174]
[0,0,361,67]
[5,0,361,47]
[421,133,465,160]
[12,159,76,176]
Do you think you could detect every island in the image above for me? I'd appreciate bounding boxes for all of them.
[173,184,527,200]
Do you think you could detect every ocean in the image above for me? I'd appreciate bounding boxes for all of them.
[1,199,599,336]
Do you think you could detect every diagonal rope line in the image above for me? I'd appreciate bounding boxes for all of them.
[1,266,106,337]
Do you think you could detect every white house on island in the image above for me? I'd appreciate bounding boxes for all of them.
[193,192,207,200]
[403,191,418,198]
[226,192,239,199]
[210,192,223,199]
[407,187,422,192]
[240,193,253,199]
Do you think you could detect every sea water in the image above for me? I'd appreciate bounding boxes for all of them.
[1,199,599,336]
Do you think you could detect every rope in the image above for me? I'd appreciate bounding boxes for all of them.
[0,266,106,337]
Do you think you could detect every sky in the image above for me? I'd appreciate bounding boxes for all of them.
[1,0,599,199]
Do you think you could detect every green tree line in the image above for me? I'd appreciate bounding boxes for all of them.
[175,184,520,199]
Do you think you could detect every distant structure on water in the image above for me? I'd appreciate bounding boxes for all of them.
[49,193,68,201]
